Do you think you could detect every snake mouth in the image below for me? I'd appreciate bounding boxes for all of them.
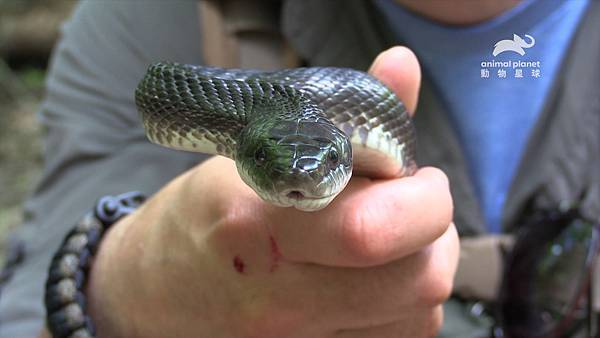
[287,194,337,212]
[286,190,305,200]
[284,190,333,201]
[277,189,337,211]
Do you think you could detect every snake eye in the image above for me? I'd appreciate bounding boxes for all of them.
[327,148,339,166]
[254,147,267,166]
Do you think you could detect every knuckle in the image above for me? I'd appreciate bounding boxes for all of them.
[419,167,453,239]
[439,207,454,236]
[415,267,453,307]
[338,206,383,265]
[216,195,263,231]
[431,172,453,228]
[434,215,453,244]
[426,306,444,337]
[219,206,247,229]
[211,206,260,248]
[424,166,450,189]
[432,277,453,306]
[416,226,458,307]
[430,216,452,245]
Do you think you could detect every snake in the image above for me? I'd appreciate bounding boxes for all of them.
[135,62,417,211]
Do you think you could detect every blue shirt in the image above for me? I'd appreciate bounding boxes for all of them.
[374,0,589,232]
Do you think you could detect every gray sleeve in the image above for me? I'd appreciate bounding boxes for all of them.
[0,1,208,336]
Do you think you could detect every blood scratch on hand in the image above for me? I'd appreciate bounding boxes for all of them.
[233,255,246,274]
[269,236,283,272]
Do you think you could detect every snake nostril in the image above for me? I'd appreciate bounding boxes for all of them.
[286,190,305,200]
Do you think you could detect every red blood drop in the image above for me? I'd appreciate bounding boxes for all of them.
[233,255,245,274]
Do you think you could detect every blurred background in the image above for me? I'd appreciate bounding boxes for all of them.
[0,0,76,265]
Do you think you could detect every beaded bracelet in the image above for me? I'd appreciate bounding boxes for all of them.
[45,192,146,338]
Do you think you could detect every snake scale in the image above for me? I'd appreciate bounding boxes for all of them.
[135,62,417,211]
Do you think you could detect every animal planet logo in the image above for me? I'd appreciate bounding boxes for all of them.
[480,33,541,79]
[492,34,536,56]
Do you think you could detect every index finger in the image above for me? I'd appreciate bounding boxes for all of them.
[257,167,453,267]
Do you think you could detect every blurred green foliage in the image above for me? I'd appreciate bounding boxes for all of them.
[0,0,73,264]
[0,58,45,265]
[20,67,46,89]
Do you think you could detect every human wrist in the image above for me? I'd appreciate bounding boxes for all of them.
[85,199,183,338]
[44,193,145,338]
[85,176,235,338]
[85,214,140,338]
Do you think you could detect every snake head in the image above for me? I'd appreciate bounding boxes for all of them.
[236,117,352,211]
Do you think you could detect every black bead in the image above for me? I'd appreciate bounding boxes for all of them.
[85,227,103,254]
[77,248,92,271]
[48,254,79,283]
[48,303,85,338]
[74,213,103,233]
[64,234,89,254]
[46,279,84,312]
[68,328,94,338]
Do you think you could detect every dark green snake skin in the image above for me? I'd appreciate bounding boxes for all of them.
[135,62,417,211]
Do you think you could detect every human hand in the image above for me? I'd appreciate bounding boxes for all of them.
[84,46,459,338]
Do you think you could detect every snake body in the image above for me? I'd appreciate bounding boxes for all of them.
[135,63,417,211]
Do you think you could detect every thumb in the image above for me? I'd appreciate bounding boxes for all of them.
[369,46,421,115]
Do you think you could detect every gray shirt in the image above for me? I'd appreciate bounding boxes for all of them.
[0,2,205,336]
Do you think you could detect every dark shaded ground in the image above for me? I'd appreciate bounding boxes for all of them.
[0,0,75,265]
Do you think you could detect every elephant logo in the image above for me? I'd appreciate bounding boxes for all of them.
[492,34,536,56]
